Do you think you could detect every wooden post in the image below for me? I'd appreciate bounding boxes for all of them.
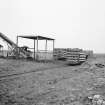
[37,36,38,60]
[16,36,18,46]
[45,40,47,51]
[7,45,9,57]
[0,46,2,55]
[2,47,3,56]
[1,47,3,56]
[53,40,55,60]
[16,36,19,58]
[45,40,47,61]
[34,39,35,60]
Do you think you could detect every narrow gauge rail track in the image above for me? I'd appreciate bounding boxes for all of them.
[0,65,70,81]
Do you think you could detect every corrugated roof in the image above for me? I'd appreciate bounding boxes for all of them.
[18,35,54,40]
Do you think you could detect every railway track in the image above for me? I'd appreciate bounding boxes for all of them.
[0,64,70,81]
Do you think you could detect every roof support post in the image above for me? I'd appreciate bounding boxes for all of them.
[2,47,3,56]
[16,36,19,58]
[45,40,47,51]
[16,36,18,46]
[53,40,55,60]
[37,36,39,60]
[45,40,47,61]
[34,39,35,60]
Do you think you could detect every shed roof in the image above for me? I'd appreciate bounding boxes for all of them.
[18,35,54,40]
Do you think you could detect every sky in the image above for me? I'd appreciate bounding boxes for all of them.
[0,0,105,53]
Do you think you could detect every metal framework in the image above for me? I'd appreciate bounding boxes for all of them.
[17,35,55,60]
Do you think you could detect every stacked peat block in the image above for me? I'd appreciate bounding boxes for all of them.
[54,48,87,64]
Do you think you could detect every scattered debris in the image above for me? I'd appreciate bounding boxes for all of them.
[95,63,105,68]
[87,94,105,105]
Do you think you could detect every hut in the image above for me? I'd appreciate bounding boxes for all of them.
[17,35,55,61]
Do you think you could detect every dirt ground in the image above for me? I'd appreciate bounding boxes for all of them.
[0,54,105,105]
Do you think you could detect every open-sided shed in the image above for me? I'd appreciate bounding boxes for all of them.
[17,35,55,60]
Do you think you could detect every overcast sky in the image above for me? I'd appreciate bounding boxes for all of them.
[0,0,105,53]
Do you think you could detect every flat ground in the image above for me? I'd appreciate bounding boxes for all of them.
[0,54,105,105]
